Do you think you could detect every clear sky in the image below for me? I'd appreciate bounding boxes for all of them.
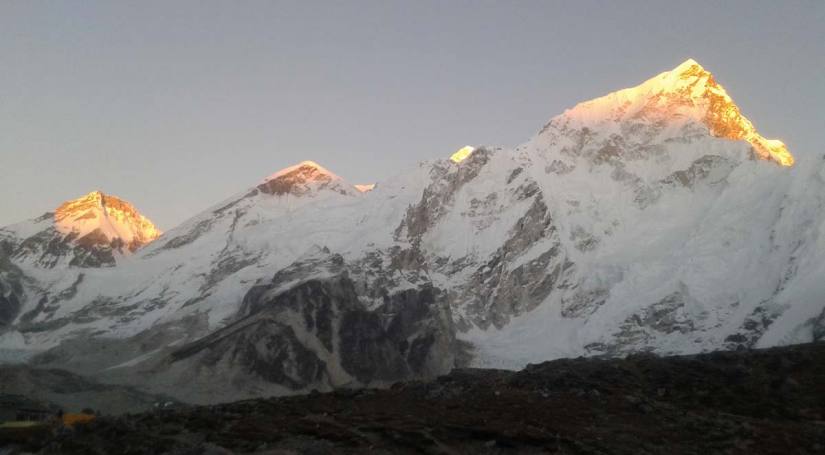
[1,1,823,229]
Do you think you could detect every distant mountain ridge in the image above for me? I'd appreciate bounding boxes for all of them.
[2,59,822,404]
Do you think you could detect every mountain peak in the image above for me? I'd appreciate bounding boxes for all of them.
[72,190,106,204]
[264,161,338,181]
[354,183,376,193]
[258,160,352,196]
[622,58,718,102]
[671,58,705,75]
[53,190,162,252]
[450,146,476,163]
[652,58,716,96]
[551,59,794,166]
[294,160,329,172]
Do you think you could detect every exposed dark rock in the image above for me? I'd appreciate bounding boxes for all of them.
[12,225,119,268]
[725,305,782,350]
[813,307,825,342]
[156,218,215,252]
[561,287,609,318]
[256,163,349,196]
[505,167,523,184]
[661,154,735,188]
[395,148,492,243]
[0,245,26,327]
[0,287,20,328]
[158,256,456,402]
[68,229,117,267]
[459,194,572,329]
[173,315,328,390]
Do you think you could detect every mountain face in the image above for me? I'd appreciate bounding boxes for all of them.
[148,253,455,403]
[1,191,161,268]
[0,191,160,337]
[2,59,822,403]
[538,59,793,167]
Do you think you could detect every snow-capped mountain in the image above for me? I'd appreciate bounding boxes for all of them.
[0,190,161,338]
[2,59,823,403]
[1,190,161,268]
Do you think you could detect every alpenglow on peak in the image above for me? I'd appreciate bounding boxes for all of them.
[450,146,476,163]
[556,58,793,166]
[54,190,162,251]
[257,160,356,197]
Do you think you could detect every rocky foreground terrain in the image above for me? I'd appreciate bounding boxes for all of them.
[7,342,824,454]
[0,365,171,415]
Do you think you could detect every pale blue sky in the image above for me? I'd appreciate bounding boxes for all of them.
[1,1,823,228]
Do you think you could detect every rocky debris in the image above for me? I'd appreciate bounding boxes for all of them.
[13,342,824,454]
[0,365,172,416]
[28,313,211,390]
